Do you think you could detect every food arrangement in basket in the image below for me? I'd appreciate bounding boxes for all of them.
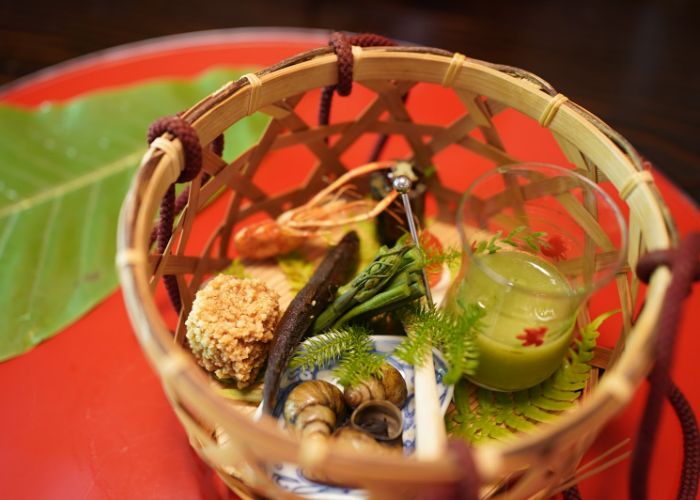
[117,33,685,499]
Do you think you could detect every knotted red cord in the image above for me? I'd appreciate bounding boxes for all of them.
[146,116,204,313]
[319,31,397,160]
[631,232,700,500]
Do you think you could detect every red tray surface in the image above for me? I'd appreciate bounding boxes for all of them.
[0,29,698,500]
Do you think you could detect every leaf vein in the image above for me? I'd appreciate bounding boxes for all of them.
[0,211,19,260]
[24,198,62,323]
[77,181,101,282]
[0,151,141,220]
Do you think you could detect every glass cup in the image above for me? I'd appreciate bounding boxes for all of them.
[446,163,627,391]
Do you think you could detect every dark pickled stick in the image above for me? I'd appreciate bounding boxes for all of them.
[262,231,360,414]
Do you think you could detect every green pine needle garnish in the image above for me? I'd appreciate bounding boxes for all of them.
[393,307,438,367]
[335,346,386,388]
[289,325,386,388]
[396,303,485,385]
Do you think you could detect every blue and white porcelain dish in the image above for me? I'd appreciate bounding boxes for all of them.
[263,335,453,500]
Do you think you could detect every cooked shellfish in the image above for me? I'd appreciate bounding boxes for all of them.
[343,363,408,409]
[283,380,347,438]
[350,399,404,441]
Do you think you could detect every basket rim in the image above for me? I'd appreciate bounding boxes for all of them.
[117,44,677,488]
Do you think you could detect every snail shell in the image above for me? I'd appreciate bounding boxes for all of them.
[283,380,347,438]
[350,400,404,441]
[332,427,400,455]
[303,427,396,484]
[343,363,408,409]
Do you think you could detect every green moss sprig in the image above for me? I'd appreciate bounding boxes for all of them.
[472,225,550,254]
[420,245,463,274]
[289,325,386,388]
[396,303,485,385]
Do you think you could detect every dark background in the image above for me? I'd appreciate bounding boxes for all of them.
[1,0,699,203]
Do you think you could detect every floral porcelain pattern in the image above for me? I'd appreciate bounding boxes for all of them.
[263,335,453,499]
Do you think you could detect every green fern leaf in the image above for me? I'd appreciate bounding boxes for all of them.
[289,328,358,370]
[519,403,557,423]
[504,414,537,432]
[553,376,589,392]
[449,309,618,444]
[587,309,620,332]
[569,362,593,374]
[485,423,514,442]
[453,376,473,412]
[539,383,580,402]
[531,396,575,412]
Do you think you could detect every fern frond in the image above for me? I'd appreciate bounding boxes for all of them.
[449,309,618,444]
[471,225,551,254]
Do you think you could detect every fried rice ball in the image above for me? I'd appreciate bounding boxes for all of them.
[185,275,280,388]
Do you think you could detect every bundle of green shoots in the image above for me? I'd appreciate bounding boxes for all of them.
[311,238,427,333]
[299,236,482,388]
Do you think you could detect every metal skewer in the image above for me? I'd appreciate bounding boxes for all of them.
[392,174,434,308]
[392,174,447,460]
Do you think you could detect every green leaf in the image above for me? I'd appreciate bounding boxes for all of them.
[289,327,362,371]
[0,68,267,361]
[222,258,249,278]
[277,251,316,293]
[217,381,263,404]
[587,309,620,333]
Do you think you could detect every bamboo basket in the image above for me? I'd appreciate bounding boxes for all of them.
[116,42,678,499]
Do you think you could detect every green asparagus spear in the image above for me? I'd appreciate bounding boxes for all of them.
[311,239,426,333]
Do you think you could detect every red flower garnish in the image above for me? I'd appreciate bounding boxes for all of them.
[419,230,444,287]
[541,234,567,261]
[516,327,548,347]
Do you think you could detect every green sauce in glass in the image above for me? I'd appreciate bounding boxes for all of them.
[454,250,577,391]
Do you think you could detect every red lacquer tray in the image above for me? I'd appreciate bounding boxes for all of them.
[0,29,697,500]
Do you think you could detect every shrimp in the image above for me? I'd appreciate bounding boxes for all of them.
[233,220,309,260]
[234,161,399,260]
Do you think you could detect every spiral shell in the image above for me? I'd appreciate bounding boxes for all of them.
[332,427,400,455]
[350,400,404,441]
[343,363,408,409]
[283,380,347,437]
[304,426,401,484]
